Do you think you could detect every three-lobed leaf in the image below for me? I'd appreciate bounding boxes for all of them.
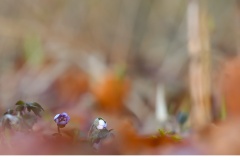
[15,101,44,117]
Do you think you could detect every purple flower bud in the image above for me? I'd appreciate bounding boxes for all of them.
[54,112,70,128]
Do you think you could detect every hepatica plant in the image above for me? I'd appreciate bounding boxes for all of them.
[54,112,70,135]
[1,100,44,131]
[88,117,113,150]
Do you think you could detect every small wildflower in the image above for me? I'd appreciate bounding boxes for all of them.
[54,112,70,128]
[88,117,113,150]
[96,118,107,130]
[1,114,21,130]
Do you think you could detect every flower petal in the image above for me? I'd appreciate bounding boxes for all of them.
[98,119,105,126]
[61,112,68,116]
[54,114,60,120]
[97,125,104,130]
[58,121,67,125]
[103,122,107,128]
[66,116,70,122]
[55,119,59,123]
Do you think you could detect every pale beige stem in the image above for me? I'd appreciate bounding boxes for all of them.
[187,0,212,130]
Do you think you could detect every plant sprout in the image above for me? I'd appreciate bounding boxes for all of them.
[88,117,113,150]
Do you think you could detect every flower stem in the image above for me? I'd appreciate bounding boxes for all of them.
[57,126,61,134]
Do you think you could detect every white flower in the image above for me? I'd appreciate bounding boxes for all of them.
[97,119,107,130]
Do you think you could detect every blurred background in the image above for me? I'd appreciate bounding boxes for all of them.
[1,0,240,155]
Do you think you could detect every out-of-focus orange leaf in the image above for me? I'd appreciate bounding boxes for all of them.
[218,57,240,120]
[54,66,89,106]
[92,71,131,113]
[108,120,182,154]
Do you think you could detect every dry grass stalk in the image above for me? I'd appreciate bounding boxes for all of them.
[187,0,212,130]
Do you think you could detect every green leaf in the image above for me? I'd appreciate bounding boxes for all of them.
[171,135,182,141]
[151,135,158,139]
[15,100,25,106]
[220,98,227,120]
[32,102,44,111]
[158,129,166,136]
[31,107,41,117]
[98,128,110,139]
[16,105,25,112]
[25,103,32,107]
[15,101,44,116]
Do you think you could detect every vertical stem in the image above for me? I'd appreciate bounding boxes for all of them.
[57,126,61,134]
[187,0,211,130]
[155,83,168,123]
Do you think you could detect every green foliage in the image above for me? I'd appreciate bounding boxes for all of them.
[15,100,44,117]
[171,135,182,141]
[88,128,113,146]
[15,100,25,106]
[1,100,44,132]
[158,129,166,136]
[220,98,227,121]
[23,34,44,67]
[152,129,182,142]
